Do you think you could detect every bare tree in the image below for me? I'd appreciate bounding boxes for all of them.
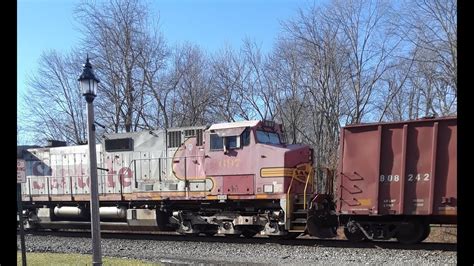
[166,43,213,127]
[383,0,457,119]
[240,40,277,121]
[210,40,277,123]
[326,0,399,124]
[23,51,87,145]
[209,45,248,122]
[75,0,166,133]
[400,0,456,96]
[279,4,347,172]
[376,55,417,121]
[19,0,456,152]
[138,23,170,129]
[266,39,308,144]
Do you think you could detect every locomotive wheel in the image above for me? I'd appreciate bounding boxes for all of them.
[282,232,301,240]
[343,226,365,242]
[204,232,216,237]
[396,220,425,244]
[199,225,218,237]
[241,230,259,238]
[269,232,300,240]
[224,234,241,238]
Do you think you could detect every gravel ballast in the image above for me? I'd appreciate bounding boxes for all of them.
[17,234,456,265]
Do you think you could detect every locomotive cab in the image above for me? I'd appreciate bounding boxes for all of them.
[201,120,313,197]
[171,120,315,236]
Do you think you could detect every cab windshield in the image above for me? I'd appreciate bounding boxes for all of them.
[256,130,281,145]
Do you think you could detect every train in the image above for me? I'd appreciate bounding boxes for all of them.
[17,116,457,243]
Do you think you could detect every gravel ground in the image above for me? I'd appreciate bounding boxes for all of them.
[18,234,456,265]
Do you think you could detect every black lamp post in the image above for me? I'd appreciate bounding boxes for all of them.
[78,55,102,266]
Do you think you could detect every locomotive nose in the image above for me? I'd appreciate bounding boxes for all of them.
[284,145,313,167]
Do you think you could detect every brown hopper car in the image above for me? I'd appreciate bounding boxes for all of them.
[308,116,457,244]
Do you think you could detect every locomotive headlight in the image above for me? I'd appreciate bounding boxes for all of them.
[262,120,275,128]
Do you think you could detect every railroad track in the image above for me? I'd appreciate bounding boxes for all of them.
[19,229,456,251]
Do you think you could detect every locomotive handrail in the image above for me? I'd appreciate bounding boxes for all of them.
[291,175,307,184]
[127,155,205,193]
[303,165,314,210]
[24,174,111,198]
[126,155,203,173]
[286,172,296,222]
[129,155,204,161]
[127,155,204,176]
[286,163,314,223]
[25,155,206,198]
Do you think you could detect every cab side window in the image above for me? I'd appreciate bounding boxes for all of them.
[241,127,251,146]
[225,136,238,149]
[209,128,250,151]
[210,134,223,150]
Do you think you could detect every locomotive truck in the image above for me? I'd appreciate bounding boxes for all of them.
[17,116,457,243]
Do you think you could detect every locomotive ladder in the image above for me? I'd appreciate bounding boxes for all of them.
[286,163,314,231]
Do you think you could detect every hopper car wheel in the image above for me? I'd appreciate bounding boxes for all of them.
[396,220,425,244]
[204,232,216,237]
[343,226,365,242]
[420,223,431,242]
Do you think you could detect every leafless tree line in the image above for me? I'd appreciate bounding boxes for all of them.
[20,0,456,175]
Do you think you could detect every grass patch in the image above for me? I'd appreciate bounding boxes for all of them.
[17,252,159,265]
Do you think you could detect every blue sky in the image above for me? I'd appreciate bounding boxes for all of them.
[18,0,311,108]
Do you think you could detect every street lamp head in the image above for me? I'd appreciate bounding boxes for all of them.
[78,55,100,102]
